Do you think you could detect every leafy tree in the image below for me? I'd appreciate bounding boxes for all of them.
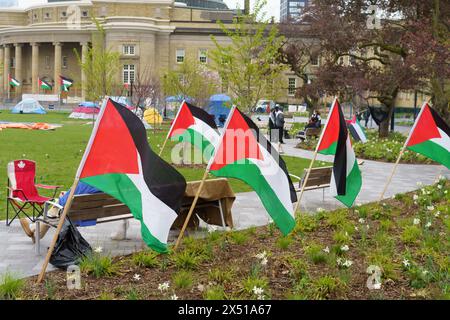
[209,0,286,111]
[75,18,121,102]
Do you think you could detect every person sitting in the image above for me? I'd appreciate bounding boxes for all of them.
[297,110,322,141]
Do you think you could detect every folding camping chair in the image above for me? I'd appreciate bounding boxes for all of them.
[6,160,60,226]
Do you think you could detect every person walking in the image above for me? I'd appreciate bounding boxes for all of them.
[275,106,285,144]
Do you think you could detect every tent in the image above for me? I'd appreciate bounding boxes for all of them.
[11,98,46,114]
[144,108,163,126]
[69,102,100,119]
[207,94,232,127]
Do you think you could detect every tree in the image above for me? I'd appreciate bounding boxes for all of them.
[131,65,162,116]
[162,57,220,108]
[209,0,286,111]
[76,18,121,102]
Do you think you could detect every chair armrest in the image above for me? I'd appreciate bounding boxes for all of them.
[46,200,63,210]
[6,187,28,200]
[289,173,302,182]
[36,184,61,190]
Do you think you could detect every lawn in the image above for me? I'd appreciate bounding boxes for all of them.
[0,112,324,220]
[10,178,449,300]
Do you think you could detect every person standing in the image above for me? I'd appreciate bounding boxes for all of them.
[268,108,277,142]
[275,106,285,144]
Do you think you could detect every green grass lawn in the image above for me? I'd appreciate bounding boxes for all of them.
[0,112,327,220]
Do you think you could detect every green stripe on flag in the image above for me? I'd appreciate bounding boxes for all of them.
[319,141,337,155]
[81,173,169,253]
[211,161,295,235]
[171,128,215,160]
[407,140,450,169]
[334,159,362,207]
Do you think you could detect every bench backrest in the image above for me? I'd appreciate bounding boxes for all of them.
[305,127,321,136]
[68,193,130,221]
[301,166,333,188]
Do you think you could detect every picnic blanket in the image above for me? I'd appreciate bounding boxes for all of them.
[0,122,59,131]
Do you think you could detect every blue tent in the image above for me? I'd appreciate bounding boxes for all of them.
[79,101,98,108]
[11,98,46,114]
[207,94,232,127]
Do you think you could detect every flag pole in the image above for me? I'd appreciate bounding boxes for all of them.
[294,97,337,214]
[159,100,184,157]
[378,100,430,201]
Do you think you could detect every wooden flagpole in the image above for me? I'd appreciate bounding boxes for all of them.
[379,99,431,201]
[293,97,338,214]
[159,100,185,157]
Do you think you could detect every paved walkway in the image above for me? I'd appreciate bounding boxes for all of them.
[1,138,448,279]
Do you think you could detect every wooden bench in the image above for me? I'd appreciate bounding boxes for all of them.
[289,166,333,201]
[35,179,235,254]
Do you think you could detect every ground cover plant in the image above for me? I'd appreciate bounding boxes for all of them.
[14,177,449,300]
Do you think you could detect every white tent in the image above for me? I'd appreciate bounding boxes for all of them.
[11,98,46,114]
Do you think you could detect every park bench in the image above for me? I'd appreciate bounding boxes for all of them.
[295,127,321,141]
[289,166,333,201]
[35,179,235,254]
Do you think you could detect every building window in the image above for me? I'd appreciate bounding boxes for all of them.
[288,78,296,96]
[310,54,319,66]
[123,45,135,56]
[44,12,51,19]
[199,49,208,64]
[82,11,89,17]
[176,49,185,64]
[61,11,67,18]
[123,64,135,84]
[62,56,68,68]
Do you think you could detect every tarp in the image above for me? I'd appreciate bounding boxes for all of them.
[144,108,163,126]
[207,95,232,127]
[69,102,100,119]
[0,122,58,131]
[11,98,46,114]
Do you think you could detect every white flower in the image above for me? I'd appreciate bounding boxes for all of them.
[158,281,170,292]
[170,294,179,300]
[255,251,267,260]
[402,259,410,267]
[435,211,440,217]
[252,286,264,296]
[445,190,448,194]
[413,218,421,225]
[355,209,360,214]
[373,282,382,290]
[257,294,265,300]
[94,246,103,253]
[422,270,429,276]
[413,195,419,201]
[354,226,359,231]
[197,284,205,292]
[366,224,370,230]
[427,205,435,211]
[323,246,330,253]
[316,207,325,213]
[424,222,431,228]
[437,185,442,189]
[340,245,349,252]
[358,218,365,224]
[260,257,268,266]
[133,274,141,281]
[342,259,353,267]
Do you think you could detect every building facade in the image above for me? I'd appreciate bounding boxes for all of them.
[280,0,309,22]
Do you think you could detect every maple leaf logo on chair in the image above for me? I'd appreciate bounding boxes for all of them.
[18,161,26,169]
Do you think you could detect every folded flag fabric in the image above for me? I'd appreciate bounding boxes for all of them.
[167,101,220,160]
[39,78,52,90]
[60,76,73,92]
[317,99,362,207]
[346,115,367,143]
[405,102,450,169]
[77,98,187,252]
[208,107,297,235]
[9,75,20,87]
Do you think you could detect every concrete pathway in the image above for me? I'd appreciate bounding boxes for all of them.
[1,138,448,279]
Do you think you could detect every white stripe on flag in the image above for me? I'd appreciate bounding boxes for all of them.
[430,128,450,152]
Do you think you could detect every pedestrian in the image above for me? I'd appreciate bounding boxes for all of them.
[275,106,285,144]
[268,107,277,142]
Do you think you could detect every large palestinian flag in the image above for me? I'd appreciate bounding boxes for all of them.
[77,98,187,252]
[60,76,73,92]
[39,78,52,91]
[317,99,362,207]
[405,102,450,169]
[347,115,367,143]
[167,101,220,160]
[208,107,297,235]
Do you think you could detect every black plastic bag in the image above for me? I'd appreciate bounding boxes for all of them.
[369,106,389,126]
[49,218,92,269]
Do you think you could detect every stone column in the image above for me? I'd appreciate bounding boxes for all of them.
[4,44,10,93]
[0,46,4,97]
[53,42,62,94]
[81,41,88,101]
[31,42,39,94]
[14,43,23,96]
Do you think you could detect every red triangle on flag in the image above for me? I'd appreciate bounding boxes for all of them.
[168,102,195,138]
[407,104,441,147]
[318,100,341,152]
[80,100,139,178]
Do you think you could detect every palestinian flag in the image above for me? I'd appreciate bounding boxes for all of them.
[346,115,367,143]
[405,102,450,169]
[77,98,187,252]
[60,76,73,92]
[167,101,220,159]
[9,75,20,87]
[317,99,362,207]
[39,78,52,91]
[208,107,297,235]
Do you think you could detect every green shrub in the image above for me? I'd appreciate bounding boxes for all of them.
[172,250,203,270]
[0,272,24,300]
[132,250,160,268]
[401,225,422,244]
[242,276,269,295]
[304,243,328,264]
[229,231,249,245]
[79,254,119,278]
[208,268,235,284]
[295,213,318,233]
[173,270,194,289]
[276,236,293,250]
[311,275,346,299]
[204,285,226,300]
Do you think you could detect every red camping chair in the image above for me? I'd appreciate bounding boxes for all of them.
[6,160,60,226]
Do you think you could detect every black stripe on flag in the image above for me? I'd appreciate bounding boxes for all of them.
[185,101,219,132]
[429,106,450,137]
[238,109,298,204]
[333,101,349,196]
[348,125,361,142]
[110,99,187,213]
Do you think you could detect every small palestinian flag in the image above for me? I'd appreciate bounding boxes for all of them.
[405,102,450,169]
[208,107,297,235]
[9,75,20,87]
[60,76,73,92]
[347,115,367,143]
[167,101,220,160]
[77,98,187,252]
[39,78,52,91]
[317,99,362,207]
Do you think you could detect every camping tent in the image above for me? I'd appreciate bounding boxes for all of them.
[11,98,46,114]
[69,102,100,119]
[207,94,232,127]
[144,108,163,126]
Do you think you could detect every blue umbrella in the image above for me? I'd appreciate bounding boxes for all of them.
[210,94,231,102]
